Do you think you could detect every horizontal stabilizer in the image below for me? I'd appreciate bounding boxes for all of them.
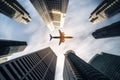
[49,34,53,41]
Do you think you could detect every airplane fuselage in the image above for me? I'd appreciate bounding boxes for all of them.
[52,36,73,39]
[49,30,73,45]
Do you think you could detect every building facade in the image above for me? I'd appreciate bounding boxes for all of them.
[0,47,57,80]
[30,0,69,31]
[0,40,27,57]
[89,0,120,24]
[89,52,120,80]
[0,56,9,64]
[92,21,120,39]
[0,0,31,24]
[63,50,110,80]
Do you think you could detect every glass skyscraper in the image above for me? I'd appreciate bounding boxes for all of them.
[89,0,120,24]
[0,47,57,80]
[0,0,31,24]
[0,39,27,57]
[63,50,110,80]
[92,21,120,39]
[89,52,120,80]
[30,0,69,31]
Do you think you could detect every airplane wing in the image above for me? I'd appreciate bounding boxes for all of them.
[59,38,65,45]
[59,30,65,45]
[59,30,62,35]
[59,40,62,45]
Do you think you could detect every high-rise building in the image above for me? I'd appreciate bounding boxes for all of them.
[0,47,57,80]
[89,0,120,24]
[30,0,69,31]
[92,21,120,39]
[0,0,31,24]
[63,50,110,80]
[89,52,120,80]
[0,40,27,57]
[0,56,9,64]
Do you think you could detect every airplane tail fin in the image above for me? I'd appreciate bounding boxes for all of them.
[49,34,53,41]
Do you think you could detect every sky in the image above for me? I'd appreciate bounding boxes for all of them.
[0,0,120,80]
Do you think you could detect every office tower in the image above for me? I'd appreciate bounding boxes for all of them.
[92,21,120,39]
[63,50,110,80]
[0,47,57,80]
[89,52,120,80]
[0,40,27,57]
[0,0,31,24]
[89,0,120,24]
[30,0,69,31]
[0,56,9,64]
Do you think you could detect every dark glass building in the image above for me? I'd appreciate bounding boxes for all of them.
[0,40,27,57]
[30,0,69,31]
[92,21,120,39]
[89,0,120,24]
[63,50,110,80]
[0,0,31,24]
[89,52,120,80]
[0,47,57,80]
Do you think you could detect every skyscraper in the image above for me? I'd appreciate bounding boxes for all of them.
[89,52,120,80]
[0,0,31,24]
[89,0,120,24]
[30,0,69,31]
[0,40,27,57]
[63,50,110,80]
[0,56,9,64]
[92,21,120,39]
[0,47,57,80]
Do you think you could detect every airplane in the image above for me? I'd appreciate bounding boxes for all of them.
[50,30,73,45]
